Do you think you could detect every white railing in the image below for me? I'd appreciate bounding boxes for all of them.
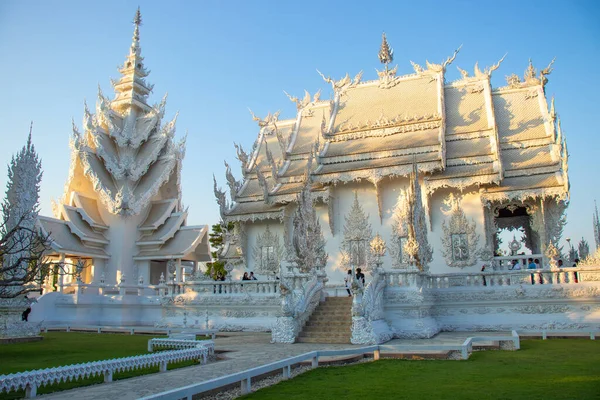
[168,280,280,296]
[383,270,424,288]
[140,332,520,399]
[381,266,600,289]
[0,346,211,398]
[491,254,543,271]
[147,339,214,355]
[59,283,167,296]
[272,272,325,343]
[426,266,600,288]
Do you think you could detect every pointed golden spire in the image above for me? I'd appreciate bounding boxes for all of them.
[378,32,394,72]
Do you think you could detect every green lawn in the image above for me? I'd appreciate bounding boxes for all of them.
[0,332,201,399]
[244,340,600,400]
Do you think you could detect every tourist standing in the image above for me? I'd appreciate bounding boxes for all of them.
[356,268,365,286]
[527,258,536,285]
[344,270,352,297]
[250,272,257,280]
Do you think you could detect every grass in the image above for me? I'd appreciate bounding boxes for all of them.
[0,332,202,399]
[243,340,600,400]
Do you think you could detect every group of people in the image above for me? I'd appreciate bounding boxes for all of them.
[241,272,258,281]
[344,268,365,297]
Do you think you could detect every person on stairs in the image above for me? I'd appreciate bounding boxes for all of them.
[344,270,352,297]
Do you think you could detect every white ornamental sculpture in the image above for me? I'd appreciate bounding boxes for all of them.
[440,194,480,268]
[290,152,328,273]
[37,9,209,287]
[252,225,284,277]
[341,192,373,270]
[407,164,433,271]
[389,190,410,269]
[1,126,43,299]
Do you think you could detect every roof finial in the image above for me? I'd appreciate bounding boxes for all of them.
[378,32,394,72]
[131,7,142,54]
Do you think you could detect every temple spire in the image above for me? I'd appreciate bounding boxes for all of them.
[378,32,394,72]
[594,200,600,250]
[111,7,154,112]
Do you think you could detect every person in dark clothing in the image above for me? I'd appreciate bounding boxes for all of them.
[22,307,31,321]
[355,268,365,286]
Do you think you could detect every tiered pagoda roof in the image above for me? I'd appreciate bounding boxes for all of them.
[40,9,209,263]
[215,38,568,223]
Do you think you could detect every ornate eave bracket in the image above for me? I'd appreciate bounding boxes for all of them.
[213,175,230,219]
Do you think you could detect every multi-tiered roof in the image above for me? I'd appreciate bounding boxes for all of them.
[40,9,209,263]
[215,36,568,224]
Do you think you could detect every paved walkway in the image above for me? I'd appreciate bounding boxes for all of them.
[38,331,510,400]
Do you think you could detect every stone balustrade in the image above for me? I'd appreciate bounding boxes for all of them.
[381,266,599,289]
[0,346,210,398]
[169,280,280,296]
[491,254,544,271]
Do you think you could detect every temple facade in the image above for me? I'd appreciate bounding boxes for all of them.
[215,36,569,283]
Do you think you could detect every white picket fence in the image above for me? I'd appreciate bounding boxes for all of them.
[148,338,215,355]
[0,345,211,398]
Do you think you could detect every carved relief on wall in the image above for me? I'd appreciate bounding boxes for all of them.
[340,192,373,269]
[252,225,284,276]
[440,194,480,268]
[389,190,410,268]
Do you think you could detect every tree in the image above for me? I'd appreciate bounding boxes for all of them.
[0,127,51,298]
[204,221,234,279]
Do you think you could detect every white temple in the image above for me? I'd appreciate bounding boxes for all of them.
[215,36,569,281]
[30,22,599,342]
[31,10,210,326]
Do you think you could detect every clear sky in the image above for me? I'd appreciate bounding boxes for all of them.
[0,0,599,252]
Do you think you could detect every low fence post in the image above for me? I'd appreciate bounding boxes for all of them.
[542,330,547,340]
[373,349,380,361]
[311,355,319,368]
[591,332,596,340]
[104,370,113,383]
[25,383,37,398]
[511,330,521,350]
[148,339,153,352]
[241,377,251,394]
[282,365,291,379]
[159,361,167,372]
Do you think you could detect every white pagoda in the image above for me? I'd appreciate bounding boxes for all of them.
[37,9,210,291]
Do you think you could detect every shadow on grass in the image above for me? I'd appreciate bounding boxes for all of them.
[242,339,600,400]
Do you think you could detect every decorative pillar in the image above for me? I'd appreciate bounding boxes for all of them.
[175,258,182,283]
[57,253,66,292]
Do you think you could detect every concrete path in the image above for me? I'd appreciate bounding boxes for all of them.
[37,331,510,400]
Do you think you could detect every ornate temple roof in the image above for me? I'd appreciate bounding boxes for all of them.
[215,38,568,221]
[41,9,209,264]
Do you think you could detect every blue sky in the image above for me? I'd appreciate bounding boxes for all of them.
[1,0,599,251]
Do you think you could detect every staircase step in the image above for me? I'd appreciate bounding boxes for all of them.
[297,335,351,344]
[298,296,353,344]
[305,320,351,327]
[302,325,351,334]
